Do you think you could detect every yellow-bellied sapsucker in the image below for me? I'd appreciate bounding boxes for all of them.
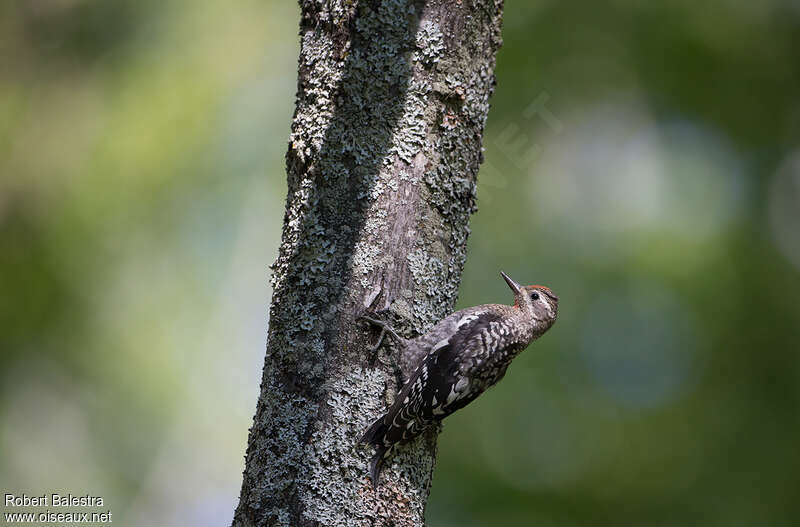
[360,271,559,488]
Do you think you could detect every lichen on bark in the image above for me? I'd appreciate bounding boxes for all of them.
[232,1,504,526]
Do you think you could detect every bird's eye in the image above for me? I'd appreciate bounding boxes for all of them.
[530,292,540,300]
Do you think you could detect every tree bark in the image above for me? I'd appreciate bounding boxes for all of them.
[232,1,504,525]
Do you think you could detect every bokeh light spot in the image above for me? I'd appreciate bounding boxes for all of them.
[580,283,701,409]
[530,103,745,262]
[768,152,800,270]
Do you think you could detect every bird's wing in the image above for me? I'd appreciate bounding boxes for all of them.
[378,310,506,445]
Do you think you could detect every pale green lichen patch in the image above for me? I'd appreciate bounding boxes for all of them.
[300,367,405,526]
[415,20,445,66]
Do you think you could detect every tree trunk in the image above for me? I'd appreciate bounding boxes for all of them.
[232,1,504,525]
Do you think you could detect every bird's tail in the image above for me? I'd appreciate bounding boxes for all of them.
[360,415,387,445]
[361,416,390,490]
[368,445,388,490]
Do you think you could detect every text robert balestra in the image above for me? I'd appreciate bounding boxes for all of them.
[5,493,104,507]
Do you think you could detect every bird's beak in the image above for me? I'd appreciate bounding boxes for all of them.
[500,271,521,294]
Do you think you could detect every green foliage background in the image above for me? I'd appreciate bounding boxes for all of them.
[2,1,799,525]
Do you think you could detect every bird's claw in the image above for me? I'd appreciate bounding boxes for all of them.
[359,313,404,351]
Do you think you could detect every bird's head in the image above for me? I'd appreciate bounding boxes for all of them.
[501,271,559,329]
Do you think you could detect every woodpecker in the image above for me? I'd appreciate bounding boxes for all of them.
[359,271,558,489]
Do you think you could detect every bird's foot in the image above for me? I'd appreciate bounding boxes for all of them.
[359,313,406,353]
